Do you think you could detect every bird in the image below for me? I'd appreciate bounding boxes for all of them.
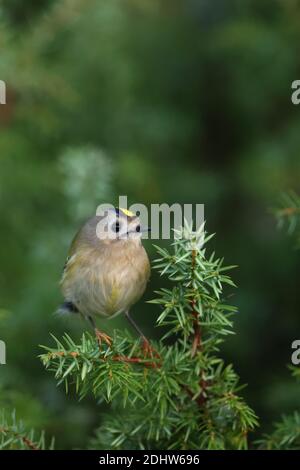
[58,207,151,350]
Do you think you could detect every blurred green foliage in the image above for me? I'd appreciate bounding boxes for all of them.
[1,0,300,448]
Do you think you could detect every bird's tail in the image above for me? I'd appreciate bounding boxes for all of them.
[55,301,79,316]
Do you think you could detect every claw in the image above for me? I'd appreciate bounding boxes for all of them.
[95,329,112,349]
[141,338,160,360]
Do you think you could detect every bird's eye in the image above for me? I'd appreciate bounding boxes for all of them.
[111,221,121,233]
[136,225,141,233]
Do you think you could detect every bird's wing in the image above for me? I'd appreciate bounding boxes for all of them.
[60,224,85,281]
[60,215,106,284]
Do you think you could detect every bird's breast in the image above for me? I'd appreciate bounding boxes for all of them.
[63,242,150,318]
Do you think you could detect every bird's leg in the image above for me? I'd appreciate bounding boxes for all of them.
[124,310,148,344]
[124,311,160,359]
[87,316,112,349]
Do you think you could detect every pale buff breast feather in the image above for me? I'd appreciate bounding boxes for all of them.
[60,212,151,320]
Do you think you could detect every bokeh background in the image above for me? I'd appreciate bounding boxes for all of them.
[1,0,300,449]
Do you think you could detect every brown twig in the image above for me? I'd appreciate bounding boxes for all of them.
[112,355,161,369]
[47,350,161,369]
[278,207,300,216]
[182,384,206,407]
[189,249,208,406]
[190,249,202,358]
[22,436,39,450]
[0,427,39,450]
[191,299,201,358]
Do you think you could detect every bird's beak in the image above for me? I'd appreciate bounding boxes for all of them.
[126,227,151,236]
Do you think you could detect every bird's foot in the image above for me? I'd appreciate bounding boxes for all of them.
[141,338,160,360]
[95,328,112,350]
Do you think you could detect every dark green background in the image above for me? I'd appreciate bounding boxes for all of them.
[0,0,300,448]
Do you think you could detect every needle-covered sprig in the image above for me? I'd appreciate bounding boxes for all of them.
[274,191,300,235]
[0,410,54,450]
[40,223,258,449]
[150,224,237,347]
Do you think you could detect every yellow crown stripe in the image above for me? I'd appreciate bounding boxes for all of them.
[120,208,135,217]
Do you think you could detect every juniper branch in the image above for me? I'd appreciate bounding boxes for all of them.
[0,410,53,450]
[41,223,258,449]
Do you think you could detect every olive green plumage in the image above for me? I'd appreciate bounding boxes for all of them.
[60,208,150,321]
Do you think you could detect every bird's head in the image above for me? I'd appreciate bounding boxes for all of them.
[96,207,150,244]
